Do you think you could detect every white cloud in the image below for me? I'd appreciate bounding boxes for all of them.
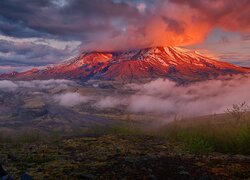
[94,75,250,118]
[0,35,81,51]
[94,96,126,109]
[53,92,90,107]
[0,80,18,91]
[17,79,76,89]
[126,75,250,116]
[0,79,77,93]
[1,76,250,119]
[137,3,146,13]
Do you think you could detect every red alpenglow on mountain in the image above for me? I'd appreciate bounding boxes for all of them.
[1,46,249,83]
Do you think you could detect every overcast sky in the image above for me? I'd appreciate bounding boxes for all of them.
[0,0,249,73]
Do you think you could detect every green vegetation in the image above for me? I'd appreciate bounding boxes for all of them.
[84,123,144,136]
[163,103,250,154]
[79,103,250,155]
[0,104,250,178]
[1,133,249,179]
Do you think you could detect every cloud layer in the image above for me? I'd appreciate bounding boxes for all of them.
[0,0,249,54]
[126,76,250,116]
[54,92,90,107]
[0,76,250,121]
[0,79,76,91]
[92,75,250,118]
[0,0,249,70]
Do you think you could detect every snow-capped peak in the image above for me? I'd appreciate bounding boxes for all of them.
[1,46,249,83]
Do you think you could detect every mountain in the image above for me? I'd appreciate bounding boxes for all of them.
[1,46,249,83]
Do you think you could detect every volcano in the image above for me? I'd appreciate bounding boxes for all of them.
[1,46,249,83]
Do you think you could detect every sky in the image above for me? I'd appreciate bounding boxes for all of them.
[0,0,249,73]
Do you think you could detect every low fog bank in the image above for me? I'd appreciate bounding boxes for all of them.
[92,75,250,117]
[54,92,90,107]
[0,75,250,119]
[0,79,76,91]
[126,75,250,116]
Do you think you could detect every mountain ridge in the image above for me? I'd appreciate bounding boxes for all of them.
[1,46,249,83]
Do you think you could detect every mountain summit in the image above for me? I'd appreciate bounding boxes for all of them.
[1,46,249,83]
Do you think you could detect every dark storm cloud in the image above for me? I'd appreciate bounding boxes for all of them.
[0,16,47,38]
[162,16,185,34]
[0,0,141,40]
[1,0,250,43]
[168,0,250,32]
[241,33,250,41]
[0,39,72,66]
[0,0,54,38]
[0,0,148,67]
[0,0,249,69]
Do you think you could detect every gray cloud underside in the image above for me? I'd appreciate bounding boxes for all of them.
[0,0,250,69]
[0,39,74,66]
[1,76,250,121]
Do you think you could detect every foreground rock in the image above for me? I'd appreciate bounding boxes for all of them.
[0,135,249,179]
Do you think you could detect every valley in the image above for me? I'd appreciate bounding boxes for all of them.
[1,0,250,179]
[0,47,250,179]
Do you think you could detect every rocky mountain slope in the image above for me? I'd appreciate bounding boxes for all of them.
[1,46,249,83]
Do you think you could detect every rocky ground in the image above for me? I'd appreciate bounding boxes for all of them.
[0,81,250,179]
[0,134,249,179]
